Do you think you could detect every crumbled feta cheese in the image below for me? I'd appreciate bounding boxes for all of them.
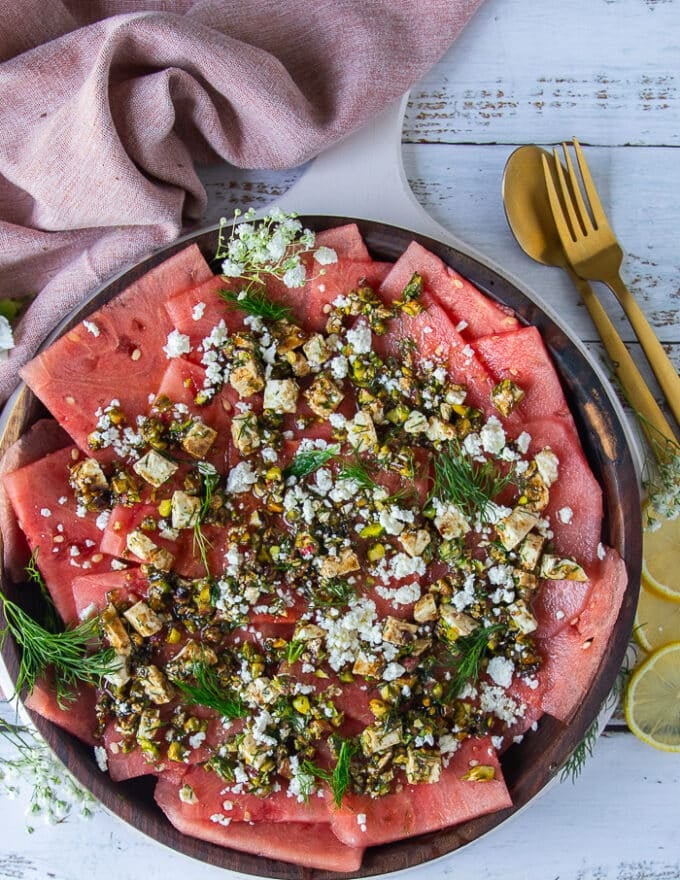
[557,506,574,524]
[486,656,515,689]
[94,745,108,772]
[191,301,206,320]
[83,320,101,337]
[346,321,372,355]
[226,461,258,494]
[163,328,191,358]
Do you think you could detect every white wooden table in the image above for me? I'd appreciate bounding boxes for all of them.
[2,0,679,877]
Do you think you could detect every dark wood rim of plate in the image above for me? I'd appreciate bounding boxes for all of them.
[0,216,641,880]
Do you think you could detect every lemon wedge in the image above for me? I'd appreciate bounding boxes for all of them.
[634,579,680,652]
[624,641,680,752]
[642,506,680,603]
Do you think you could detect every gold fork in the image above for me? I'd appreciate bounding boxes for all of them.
[541,139,680,427]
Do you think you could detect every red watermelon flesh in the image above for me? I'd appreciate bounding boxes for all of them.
[301,259,392,333]
[71,568,148,618]
[154,358,236,473]
[328,736,511,848]
[157,762,330,824]
[153,802,365,873]
[2,445,116,625]
[535,546,627,722]
[0,418,71,582]
[24,678,98,746]
[524,417,603,563]
[163,274,246,355]
[373,290,495,413]
[315,223,371,261]
[20,245,213,460]
[379,241,518,339]
[473,326,574,425]
[532,576,594,639]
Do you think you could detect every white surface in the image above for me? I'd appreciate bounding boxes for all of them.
[2,0,680,877]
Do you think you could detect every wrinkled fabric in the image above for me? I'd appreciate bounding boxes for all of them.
[0,0,484,403]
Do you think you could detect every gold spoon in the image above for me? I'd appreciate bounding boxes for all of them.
[502,144,677,449]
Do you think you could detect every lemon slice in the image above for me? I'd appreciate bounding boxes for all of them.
[634,579,680,652]
[624,641,680,752]
[642,506,680,603]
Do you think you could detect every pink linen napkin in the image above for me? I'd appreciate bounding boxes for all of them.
[0,0,484,406]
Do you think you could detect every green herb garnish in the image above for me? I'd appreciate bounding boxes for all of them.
[430,442,515,523]
[283,444,340,480]
[193,461,221,575]
[285,639,306,665]
[173,662,247,720]
[444,623,504,698]
[301,737,358,806]
[219,286,293,323]
[312,578,357,608]
[0,596,117,707]
[25,552,60,634]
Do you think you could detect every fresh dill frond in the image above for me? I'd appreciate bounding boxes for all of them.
[173,662,247,720]
[443,623,504,698]
[219,286,293,323]
[25,551,60,633]
[301,738,358,806]
[430,442,515,523]
[283,445,340,480]
[312,578,357,608]
[337,457,378,493]
[561,719,599,783]
[193,461,221,575]
[0,596,117,707]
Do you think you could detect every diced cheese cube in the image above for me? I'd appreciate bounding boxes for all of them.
[126,529,175,571]
[438,605,479,641]
[69,458,109,492]
[302,333,331,366]
[123,600,164,637]
[413,592,439,623]
[318,547,360,578]
[405,748,442,784]
[138,664,174,704]
[539,554,589,581]
[304,374,345,419]
[399,528,431,558]
[508,599,538,634]
[534,447,559,486]
[263,378,300,413]
[496,507,540,551]
[382,616,419,646]
[181,420,218,460]
[434,503,470,540]
[171,490,201,530]
[133,449,178,488]
[229,351,265,397]
[346,411,378,452]
[518,532,545,570]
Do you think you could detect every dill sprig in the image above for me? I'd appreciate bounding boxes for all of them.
[173,662,247,720]
[301,737,358,806]
[283,445,340,480]
[219,286,293,323]
[193,462,221,575]
[0,596,117,708]
[430,442,515,523]
[337,457,378,493]
[444,623,503,698]
[311,578,357,608]
[560,719,599,783]
[25,551,60,634]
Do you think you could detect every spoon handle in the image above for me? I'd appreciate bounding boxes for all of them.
[568,268,677,449]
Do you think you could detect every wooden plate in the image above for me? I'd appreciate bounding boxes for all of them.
[0,217,641,879]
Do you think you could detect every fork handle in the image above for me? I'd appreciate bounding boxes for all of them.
[604,273,680,427]
[570,271,678,448]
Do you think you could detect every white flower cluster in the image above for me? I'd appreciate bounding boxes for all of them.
[216,207,336,291]
[0,714,97,830]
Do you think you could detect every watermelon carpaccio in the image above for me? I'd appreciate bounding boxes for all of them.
[2,219,627,872]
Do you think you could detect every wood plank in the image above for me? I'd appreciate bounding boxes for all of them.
[403,0,680,146]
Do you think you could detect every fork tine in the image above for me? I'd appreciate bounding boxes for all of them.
[551,147,582,240]
[561,141,594,233]
[573,138,607,228]
[541,153,575,245]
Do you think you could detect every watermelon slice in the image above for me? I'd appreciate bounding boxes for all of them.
[380,241,519,339]
[23,678,98,746]
[473,326,574,424]
[153,805,365,873]
[328,736,511,848]
[535,546,627,722]
[0,418,71,582]
[21,245,213,459]
[315,223,371,261]
[2,445,116,625]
